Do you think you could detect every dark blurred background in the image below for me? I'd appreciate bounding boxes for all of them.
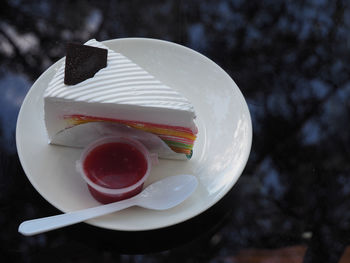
[1,0,350,262]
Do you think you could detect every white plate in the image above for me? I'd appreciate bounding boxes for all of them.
[16,38,252,231]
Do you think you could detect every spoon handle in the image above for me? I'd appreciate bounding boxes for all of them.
[18,198,137,236]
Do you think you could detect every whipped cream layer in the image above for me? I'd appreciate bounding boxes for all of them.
[45,39,195,112]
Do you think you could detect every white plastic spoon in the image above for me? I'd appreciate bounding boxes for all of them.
[19,174,198,236]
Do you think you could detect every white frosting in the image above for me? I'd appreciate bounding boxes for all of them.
[45,39,195,112]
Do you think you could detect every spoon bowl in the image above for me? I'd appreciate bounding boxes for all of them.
[135,174,198,210]
[18,174,198,236]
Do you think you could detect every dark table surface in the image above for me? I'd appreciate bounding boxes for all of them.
[1,0,350,262]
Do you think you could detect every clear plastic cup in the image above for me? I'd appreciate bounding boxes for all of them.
[76,136,158,204]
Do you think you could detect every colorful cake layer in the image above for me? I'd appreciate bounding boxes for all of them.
[64,114,196,157]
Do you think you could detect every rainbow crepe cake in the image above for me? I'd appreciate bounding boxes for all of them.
[44,39,197,160]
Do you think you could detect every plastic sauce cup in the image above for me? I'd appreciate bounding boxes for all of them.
[76,136,158,204]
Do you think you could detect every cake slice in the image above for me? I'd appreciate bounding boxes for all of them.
[44,39,197,159]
